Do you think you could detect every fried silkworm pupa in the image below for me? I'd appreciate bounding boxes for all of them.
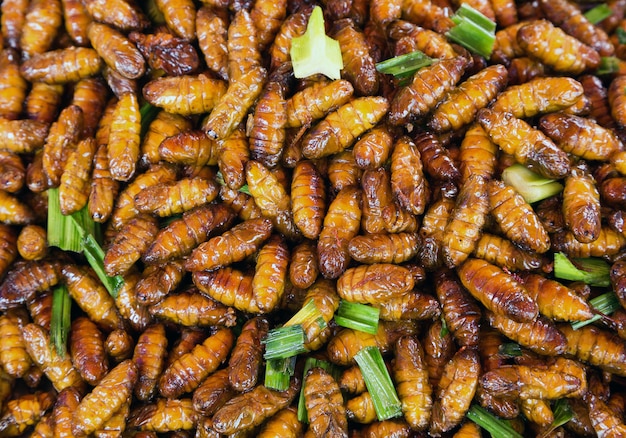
[0,223,17,279]
[105,329,135,363]
[19,0,62,58]
[19,47,103,84]
[377,291,441,322]
[551,227,626,258]
[328,149,362,193]
[289,239,319,290]
[193,267,261,314]
[89,143,119,224]
[390,136,430,216]
[286,79,354,129]
[559,324,626,377]
[211,376,300,435]
[257,406,302,438]
[586,392,626,436]
[228,316,269,392]
[192,368,235,417]
[134,176,220,217]
[69,316,108,386]
[291,160,326,240]
[487,311,567,356]
[60,0,92,47]
[252,234,289,312]
[0,49,27,121]
[196,6,228,81]
[155,0,196,41]
[16,224,46,262]
[457,258,538,322]
[113,271,152,334]
[87,22,146,80]
[140,110,193,166]
[473,233,546,272]
[245,159,290,219]
[52,386,81,438]
[0,258,63,309]
[128,398,198,433]
[149,290,237,327]
[435,270,481,347]
[132,323,168,402]
[142,74,226,116]
[348,232,420,264]
[0,390,55,436]
[304,367,349,437]
[388,20,456,59]
[227,9,261,82]
[103,215,159,276]
[401,0,455,33]
[107,92,141,182]
[269,6,311,71]
[59,136,97,215]
[562,167,602,244]
[72,360,138,436]
[0,308,32,378]
[360,167,394,235]
[0,0,28,51]
[81,0,149,32]
[336,263,415,305]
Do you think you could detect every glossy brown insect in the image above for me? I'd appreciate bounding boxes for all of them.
[113,271,153,334]
[250,0,286,51]
[257,406,302,438]
[142,74,226,116]
[228,316,269,392]
[107,92,141,182]
[25,81,63,125]
[401,0,455,33]
[132,323,168,402]
[196,6,229,81]
[0,0,28,51]
[82,0,149,31]
[0,151,25,194]
[0,49,27,121]
[69,316,108,386]
[0,390,55,436]
[487,311,567,356]
[105,328,135,363]
[561,167,602,244]
[193,267,261,314]
[559,324,626,377]
[360,167,393,235]
[149,289,237,327]
[88,22,146,80]
[130,32,199,78]
[435,270,481,347]
[286,79,354,129]
[192,367,235,417]
[252,234,289,312]
[288,240,318,289]
[337,263,414,305]
[134,176,219,218]
[269,7,311,71]
[490,21,528,65]
[586,392,626,437]
[58,136,96,215]
[377,290,441,322]
[390,136,430,215]
[389,20,457,59]
[104,215,159,276]
[304,367,348,437]
[348,232,419,265]
[156,0,196,41]
[128,398,198,433]
[19,47,103,84]
[290,160,326,240]
[19,0,62,58]
[0,258,62,309]
[0,224,17,281]
[52,386,81,438]
[0,119,48,157]
[0,308,32,379]
[227,9,262,82]
[413,131,460,183]
[551,226,626,258]
[89,144,120,223]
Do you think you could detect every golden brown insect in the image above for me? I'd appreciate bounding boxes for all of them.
[204,65,268,140]
[252,234,289,312]
[414,131,461,183]
[19,47,103,84]
[193,267,261,314]
[158,130,220,171]
[132,323,168,402]
[59,136,96,215]
[457,258,538,322]
[430,347,481,436]
[71,77,108,139]
[390,136,430,216]
[131,30,200,77]
[518,272,591,320]
[87,22,146,80]
[348,232,419,265]
[586,392,626,437]
[142,74,227,116]
[0,119,48,157]
[488,179,551,253]
[25,150,49,194]
[62,264,124,332]
[0,0,28,51]
[290,160,326,240]
[301,96,388,159]
[428,64,508,133]
[69,316,108,386]
[156,0,196,41]
[337,263,414,305]
[19,0,62,58]
[216,126,251,191]
[417,196,454,270]
[506,56,545,86]
[351,125,392,170]
[51,386,81,438]
[0,308,32,379]
[196,6,229,81]
[551,227,626,258]
[562,167,602,244]
[104,215,159,276]
[486,311,567,356]
[360,167,393,235]
[128,398,198,433]
[559,324,626,377]
[401,0,455,33]
[339,366,366,395]
[435,270,481,347]
[285,79,353,130]
[304,367,348,437]
[191,368,235,418]
[113,271,152,334]
[82,0,149,31]
[346,391,377,424]
[107,92,141,182]
[89,144,120,223]
[269,7,311,70]
[0,390,55,436]
[134,176,219,217]
[579,74,617,131]
[158,328,233,398]
[441,174,489,268]
[60,0,91,46]
[250,0,286,51]
[227,9,262,82]
[0,224,17,280]
[388,20,457,59]
[288,240,318,289]
[477,108,571,179]
[327,150,362,193]
[149,289,236,327]
[491,76,585,119]
[0,258,62,309]
[517,19,601,75]
[22,323,85,393]
[539,112,623,162]
[474,233,546,272]
[25,81,63,125]
[0,49,26,121]
[490,21,528,65]
[377,290,441,322]
[104,328,133,362]
[257,406,302,438]
[228,316,269,392]
[72,359,137,436]
[389,56,467,126]
[393,336,432,431]
[0,151,25,194]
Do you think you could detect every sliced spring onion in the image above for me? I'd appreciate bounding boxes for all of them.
[551,399,574,430]
[501,164,563,204]
[290,6,343,80]
[499,342,523,357]
[584,4,613,24]
[353,346,402,421]
[47,188,83,253]
[265,356,297,391]
[445,4,496,59]
[554,252,611,287]
[571,292,621,330]
[284,299,325,330]
[597,56,623,75]
[297,357,340,422]
[140,103,161,138]
[467,404,524,438]
[80,231,125,298]
[262,325,308,360]
[617,28,626,44]
[50,285,72,357]
[334,300,379,335]
[375,50,435,79]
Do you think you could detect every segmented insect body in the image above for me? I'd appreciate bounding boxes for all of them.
[473,233,546,272]
[59,136,96,215]
[517,19,601,74]
[559,324,626,376]
[390,136,430,215]
[269,7,311,71]
[52,386,81,438]
[113,271,151,334]
[25,81,64,125]
[227,9,261,82]
[149,290,237,328]
[378,290,441,321]
[520,273,593,322]
[192,367,234,417]
[0,119,48,157]
[0,390,55,436]
[0,150,25,194]
[389,20,457,59]
[128,398,198,432]
[486,312,567,356]
[562,168,602,244]
[435,270,481,347]
[107,92,141,182]
[19,47,103,84]
[337,263,415,305]
[253,235,289,312]
[257,406,302,438]
[290,160,326,240]
[401,0,455,33]
[72,360,137,436]
[393,336,432,431]
[251,0,287,50]
[305,367,348,437]
[389,57,467,126]
[0,49,27,121]
[551,227,626,258]
[61,0,92,46]
[288,240,318,289]
[89,144,119,223]
[579,74,617,130]
[301,96,389,159]
[0,258,62,309]
[457,258,539,322]
[156,0,196,41]
[414,132,460,183]
[142,74,227,116]
[0,0,28,50]
[0,224,17,279]
[103,215,159,276]
[217,126,250,191]
[586,393,626,437]
[477,108,571,179]
[134,177,219,218]
[428,64,508,133]
[0,308,32,378]
[286,79,354,129]
[88,22,146,80]
[196,6,229,81]
[348,232,420,265]
[69,316,108,386]
[441,174,489,268]
[228,316,269,392]
[82,0,149,31]
[193,267,261,314]
[19,0,62,58]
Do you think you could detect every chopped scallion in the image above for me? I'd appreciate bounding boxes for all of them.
[353,346,402,421]
[80,231,125,298]
[445,4,496,59]
[47,188,84,253]
[501,164,563,204]
[597,56,623,75]
[290,6,343,80]
[50,285,71,357]
[140,103,161,138]
[551,399,574,429]
[467,404,524,438]
[617,27,626,44]
[297,357,340,422]
[265,356,297,391]
[262,325,308,360]
[584,4,613,24]
[334,300,379,335]
[571,292,621,330]
[554,252,611,287]
[499,342,523,357]
[375,50,435,79]
[440,316,449,337]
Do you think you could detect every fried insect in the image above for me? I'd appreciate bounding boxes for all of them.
[414,131,460,183]
[134,176,219,217]
[487,312,567,356]
[287,240,318,289]
[132,323,168,402]
[72,360,137,436]
[551,226,626,258]
[149,290,237,327]
[192,367,235,417]
[193,267,261,314]
[216,126,251,191]
[0,49,27,121]
[559,324,626,377]
[19,0,62,58]
[389,20,457,59]
[0,308,32,378]
[301,96,389,159]
[0,390,55,436]
[252,234,289,312]
[428,64,508,133]
[142,74,226,116]
[22,323,85,393]
[317,186,362,279]
[401,0,455,33]
[107,92,140,182]
[88,22,145,80]
[389,56,467,126]
[290,160,326,240]
[477,108,571,179]
[359,167,393,235]
[156,0,196,41]
[228,316,269,392]
[377,290,441,322]
[130,31,199,78]
[393,336,433,431]
[196,6,229,81]
[304,367,348,437]
[517,19,601,75]
[348,232,419,265]
[586,392,626,437]
[269,7,311,71]
[104,215,159,276]
[286,79,354,129]
[0,258,62,309]
[89,144,120,223]
[113,271,153,334]
[441,174,489,268]
[59,136,96,215]
[390,136,430,215]
[457,258,538,322]
[257,406,302,438]
[0,119,48,156]
[435,270,481,347]
[227,9,262,82]
[128,398,198,432]
[0,0,28,51]
[0,224,17,279]
[19,47,103,84]
[69,316,108,386]
[25,81,63,125]
[52,386,81,438]
[473,233,545,272]
[82,0,149,31]
[562,168,602,244]
[337,263,414,305]
[0,151,25,194]
[105,329,135,362]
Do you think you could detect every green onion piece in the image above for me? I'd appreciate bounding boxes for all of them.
[50,285,71,357]
[501,164,563,204]
[554,252,611,287]
[375,50,435,78]
[297,357,339,422]
[215,171,251,195]
[584,4,613,24]
[440,316,449,337]
[445,4,496,58]
[571,292,621,330]
[81,232,125,298]
[597,56,622,75]
[334,300,379,335]
[140,103,160,138]
[47,188,84,253]
[284,298,327,335]
[290,6,343,80]
[617,27,626,44]
[265,356,297,391]
[499,342,523,357]
[353,346,402,421]
[467,404,524,438]
[262,325,308,360]
[551,399,574,429]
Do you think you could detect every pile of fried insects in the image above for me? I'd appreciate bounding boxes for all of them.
[1,0,626,436]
